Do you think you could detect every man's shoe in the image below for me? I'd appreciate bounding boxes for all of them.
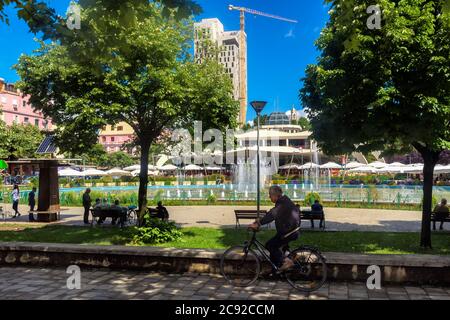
[279,258,295,272]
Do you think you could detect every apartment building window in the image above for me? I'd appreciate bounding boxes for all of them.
[14,115,19,123]
[117,126,123,131]
[0,97,6,104]
[35,119,39,127]
[12,99,18,110]
[43,120,48,129]
[111,137,115,142]
[24,117,29,124]
[23,101,26,107]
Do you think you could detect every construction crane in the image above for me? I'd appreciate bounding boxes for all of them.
[228,5,298,125]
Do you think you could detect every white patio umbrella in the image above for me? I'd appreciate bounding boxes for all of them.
[320,162,342,169]
[58,168,85,177]
[377,166,407,174]
[159,164,179,171]
[279,163,301,170]
[183,164,203,171]
[123,164,140,171]
[368,161,387,169]
[404,164,424,174]
[343,161,364,169]
[82,168,107,176]
[388,162,406,167]
[348,166,378,173]
[105,168,132,176]
[124,164,157,171]
[435,165,450,174]
[131,170,160,177]
[299,162,320,170]
[204,166,225,171]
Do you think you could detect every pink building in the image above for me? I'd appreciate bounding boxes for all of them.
[0,78,52,130]
[99,123,135,153]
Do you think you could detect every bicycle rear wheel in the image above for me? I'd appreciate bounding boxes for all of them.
[285,247,327,292]
[220,245,260,287]
[127,210,137,226]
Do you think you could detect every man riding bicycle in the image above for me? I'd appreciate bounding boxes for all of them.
[249,186,300,275]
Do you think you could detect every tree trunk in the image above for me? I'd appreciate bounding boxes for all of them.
[138,140,151,227]
[414,144,441,249]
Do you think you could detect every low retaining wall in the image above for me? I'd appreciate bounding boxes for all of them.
[0,242,449,285]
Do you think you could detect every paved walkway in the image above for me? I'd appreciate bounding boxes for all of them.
[0,204,438,232]
[0,266,448,300]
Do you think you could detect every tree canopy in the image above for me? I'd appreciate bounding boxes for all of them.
[300,0,450,247]
[15,1,238,222]
[0,0,202,38]
[0,116,44,160]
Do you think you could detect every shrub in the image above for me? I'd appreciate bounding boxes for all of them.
[152,190,164,205]
[304,192,321,206]
[206,193,217,204]
[131,218,183,244]
[100,176,113,184]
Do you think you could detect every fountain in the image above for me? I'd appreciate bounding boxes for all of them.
[232,157,274,196]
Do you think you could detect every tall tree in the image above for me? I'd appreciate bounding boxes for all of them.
[301,0,450,248]
[0,0,201,41]
[16,1,238,224]
[0,122,44,160]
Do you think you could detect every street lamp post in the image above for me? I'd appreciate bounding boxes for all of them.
[251,101,267,219]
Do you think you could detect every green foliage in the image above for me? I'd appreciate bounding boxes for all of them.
[301,0,450,247]
[0,119,44,160]
[131,218,183,244]
[295,117,312,131]
[98,151,135,168]
[206,193,217,204]
[14,1,237,215]
[304,192,321,206]
[152,190,164,205]
[301,0,450,155]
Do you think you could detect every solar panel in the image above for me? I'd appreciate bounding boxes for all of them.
[36,135,57,154]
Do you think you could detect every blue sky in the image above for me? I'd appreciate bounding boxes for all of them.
[0,0,330,121]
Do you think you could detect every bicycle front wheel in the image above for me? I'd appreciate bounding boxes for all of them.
[220,245,260,287]
[285,247,327,292]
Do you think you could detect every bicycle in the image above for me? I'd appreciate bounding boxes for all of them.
[220,229,327,292]
[126,206,138,226]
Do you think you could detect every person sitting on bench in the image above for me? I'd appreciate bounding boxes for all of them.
[311,200,323,213]
[155,201,169,221]
[306,200,324,229]
[433,198,449,230]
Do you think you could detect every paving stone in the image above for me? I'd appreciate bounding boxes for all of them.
[0,266,449,301]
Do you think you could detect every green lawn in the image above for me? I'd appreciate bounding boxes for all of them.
[0,224,448,255]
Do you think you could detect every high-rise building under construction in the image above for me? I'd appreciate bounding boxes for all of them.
[194,18,247,124]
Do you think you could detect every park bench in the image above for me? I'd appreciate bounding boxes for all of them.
[298,207,326,230]
[234,210,268,229]
[431,212,450,230]
[90,207,127,228]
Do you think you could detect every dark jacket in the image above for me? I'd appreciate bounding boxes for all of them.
[259,195,300,236]
[311,203,323,212]
[28,191,36,206]
[82,192,91,208]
